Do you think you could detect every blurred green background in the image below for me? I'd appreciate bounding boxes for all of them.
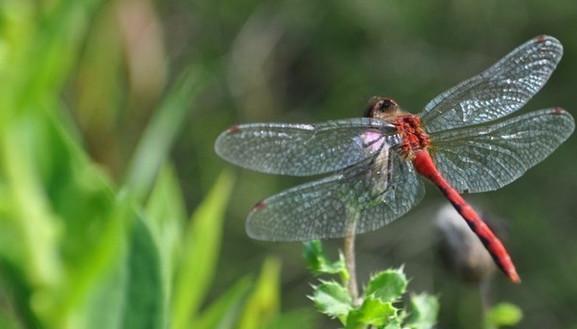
[0,0,576,328]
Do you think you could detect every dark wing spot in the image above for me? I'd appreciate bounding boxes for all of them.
[227,125,241,134]
[252,200,267,211]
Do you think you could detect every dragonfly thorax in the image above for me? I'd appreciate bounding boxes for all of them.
[364,97,431,159]
[393,114,431,159]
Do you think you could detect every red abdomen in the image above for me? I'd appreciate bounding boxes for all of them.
[412,150,521,283]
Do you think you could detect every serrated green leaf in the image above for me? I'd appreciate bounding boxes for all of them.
[346,297,396,329]
[238,257,281,329]
[171,171,235,329]
[310,281,352,319]
[405,293,439,329]
[365,268,408,303]
[303,241,348,279]
[193,276,253,329]
[486,302,522,328]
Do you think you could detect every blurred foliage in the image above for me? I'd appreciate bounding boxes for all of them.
[0,0,314,328]
[485,302,523,329]
[0,0,576,328]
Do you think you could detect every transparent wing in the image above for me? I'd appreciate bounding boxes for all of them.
[420,35,563,133]
[246,148,425,241]
[430,108,574,193]
[215,118,398,176]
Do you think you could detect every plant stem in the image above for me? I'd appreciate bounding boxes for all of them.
[344,221,359,303]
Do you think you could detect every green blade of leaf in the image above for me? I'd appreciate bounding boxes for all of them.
[120,217,165,329]
[309,280,352,320]
[238,257,281,329]
[145,164,187,305]
[0,124,61,289]
[82,212,165,329]
[124,66,210,200]
[171,171,235,329]
[0,0,104,118]
[365,268,408,303]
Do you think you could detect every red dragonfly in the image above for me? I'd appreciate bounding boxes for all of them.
[215,35,574,283]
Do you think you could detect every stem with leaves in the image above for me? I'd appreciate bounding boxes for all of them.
[304,240,439,329]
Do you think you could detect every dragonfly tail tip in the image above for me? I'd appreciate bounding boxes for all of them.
[509,271,522,284]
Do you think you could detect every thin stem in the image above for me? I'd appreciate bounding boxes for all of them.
[343,221,359,303]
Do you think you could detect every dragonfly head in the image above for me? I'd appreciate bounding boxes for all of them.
[364,96,401,120]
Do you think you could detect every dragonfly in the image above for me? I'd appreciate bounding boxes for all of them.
[215,35,574,283]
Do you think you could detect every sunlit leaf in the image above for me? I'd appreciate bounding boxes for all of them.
[145,165,186,305]
[238,257,281,329]
[0,0,103,117]
[365,268,407,303]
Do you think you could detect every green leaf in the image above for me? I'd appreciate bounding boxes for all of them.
[193,276,253,329]
[405,294,439,329]
[124,66,210,200]
[171,171,235,329]
[81,211,165,329]
[120,217,165,329]
[486,302,523,328]
[346,297,396,329]
[0,111,126,327]
[303,241,348,279]
[310,280,352,319]
[238,257,281,329]
[365,268,408,303]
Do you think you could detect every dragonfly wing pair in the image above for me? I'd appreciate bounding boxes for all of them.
[215,118,423,241]
[423,35,574,193]
[430,108,574,193]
